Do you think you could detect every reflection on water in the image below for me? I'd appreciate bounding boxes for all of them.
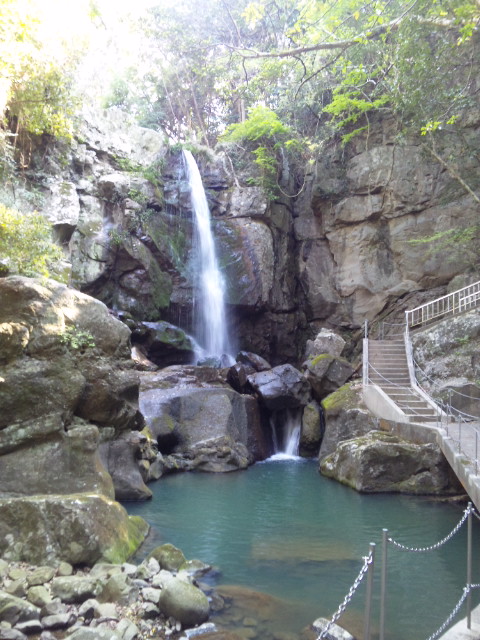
[125,458,480,640]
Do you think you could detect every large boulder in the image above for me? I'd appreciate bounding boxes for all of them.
[158,576,209,627]
[0,495,148,566]
[131,321,196,367]
[319,383,379,461]
[0,276,149,564]
[300,402,324,457]
[247,364,311,410]
[320,431,461,494]
[140,367,270,468]
[304,328,346,359]
[303,354,354,400]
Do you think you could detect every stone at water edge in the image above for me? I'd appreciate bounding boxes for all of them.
[0,494,149,566]
[311,617,357,640]
[148,543,187,572]
[319,382,379,462]
[158,576,210,627]
[320,431,463,495]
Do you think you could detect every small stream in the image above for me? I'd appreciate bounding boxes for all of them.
[125,459,479,640]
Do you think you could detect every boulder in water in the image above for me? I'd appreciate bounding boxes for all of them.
[320,431,462,494]
[158,576,210,626]
[247,364,311,410]
[319,383,379,461]
[132,321,196,367]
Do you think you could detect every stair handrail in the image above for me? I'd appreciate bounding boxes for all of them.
[405,280,480,329]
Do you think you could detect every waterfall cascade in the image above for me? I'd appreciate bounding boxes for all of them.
[183,150,232,363]
[270,409,301,460]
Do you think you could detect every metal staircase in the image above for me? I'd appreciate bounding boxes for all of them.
[367,339,439,422]
[364,279,480,424]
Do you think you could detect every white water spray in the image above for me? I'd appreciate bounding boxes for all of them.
[183,150,231,361]
[269,409,302,460]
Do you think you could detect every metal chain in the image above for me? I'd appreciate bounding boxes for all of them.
[388,505,472,552]
[318,550,373,640]
[425,583,480,640]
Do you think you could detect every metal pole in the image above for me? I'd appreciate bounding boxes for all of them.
[467,503,472,629]
[364,543,376,640]
[380,530,388,640]
[476,431,478,476]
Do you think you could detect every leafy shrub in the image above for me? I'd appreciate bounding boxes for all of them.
[0,204,65,279]
[59,326,95,351]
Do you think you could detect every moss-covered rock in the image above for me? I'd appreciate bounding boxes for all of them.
[320,431,462,494]
[319,383,379,461]
[0,495,149,566]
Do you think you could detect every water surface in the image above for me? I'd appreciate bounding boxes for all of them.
[126,459,479,640]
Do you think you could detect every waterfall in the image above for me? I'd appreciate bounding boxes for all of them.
[270,409,301,460]
[183,150,232,363]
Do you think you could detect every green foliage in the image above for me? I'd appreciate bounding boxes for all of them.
[0,204,65,279]
[108,227,130,246]
[59,326,96,351]
[221,106,302,197]
[408,225,480,270]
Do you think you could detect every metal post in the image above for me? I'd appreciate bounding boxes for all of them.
[380,530,388,640]
[467,503,472,629]
[364,543,376,640]
[475,429,479,473]
[364,319,368,339]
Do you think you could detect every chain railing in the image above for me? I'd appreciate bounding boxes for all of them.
[318,504,478,640]
[318,545,375,640]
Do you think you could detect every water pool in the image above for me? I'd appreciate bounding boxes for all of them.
[125,458,479,639]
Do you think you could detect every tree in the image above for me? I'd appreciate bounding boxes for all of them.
[0,204,65,279]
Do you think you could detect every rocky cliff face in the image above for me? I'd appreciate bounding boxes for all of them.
[0,276,149,564]
[8,108,478,366]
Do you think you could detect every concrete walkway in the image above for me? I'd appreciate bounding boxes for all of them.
[439,603,480,639]
[436,421,480,512]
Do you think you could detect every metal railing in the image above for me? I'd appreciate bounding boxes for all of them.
[405,280,480,329]
[318,504,479,640]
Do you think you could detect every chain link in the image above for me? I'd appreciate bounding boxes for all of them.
[388,505,472,552]
[425,583,480,640]
[318,550,373,640]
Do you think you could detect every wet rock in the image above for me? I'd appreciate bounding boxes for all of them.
[311,617,356,640]
[247,364,311,410]
[319,383,379,461]
[0,591,40,625]
[99,432,152,501]
[303,354,354,400]
[26,587,51,608]
[0,495,149,566]
[140,371,269,467]
[159,577,209,627]
[41,613,77,630]
[13,620,43,635]
[148,544,186,572]
[132,321,196,367]
[226,363,255,394]
[304,329,346,359]
[320,431,462,494]
[65,627,122,640]
[0,629,28,640]
[51,577,101,604]
[236,351,271,372]
[300,402,323,457]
